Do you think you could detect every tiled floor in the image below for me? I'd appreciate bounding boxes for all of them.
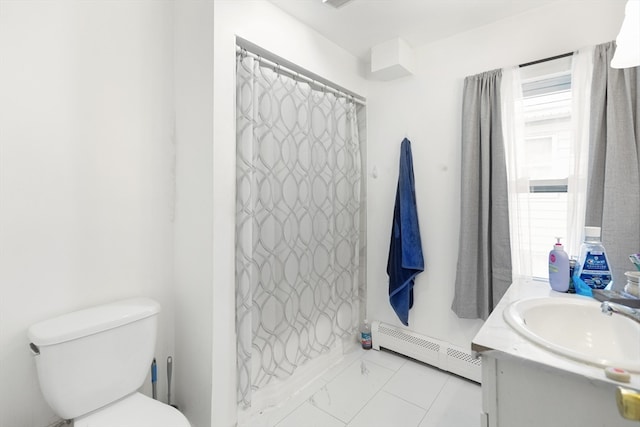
[246,348,482,427]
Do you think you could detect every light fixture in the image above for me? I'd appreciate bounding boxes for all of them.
[322,0,354,8]
[611,0,640,68]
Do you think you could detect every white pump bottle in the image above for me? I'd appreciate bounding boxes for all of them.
[548,237,570,292]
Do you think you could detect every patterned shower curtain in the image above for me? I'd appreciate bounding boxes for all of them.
[235,53,362,408]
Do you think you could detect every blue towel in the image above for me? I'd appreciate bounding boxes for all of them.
[387,138,424,326]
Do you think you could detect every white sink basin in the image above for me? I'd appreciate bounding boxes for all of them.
[504,297,640,372]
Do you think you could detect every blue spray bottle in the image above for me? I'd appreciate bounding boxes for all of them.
[575,226,612,291]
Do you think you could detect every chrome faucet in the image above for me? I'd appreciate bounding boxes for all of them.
[601,301,640,323]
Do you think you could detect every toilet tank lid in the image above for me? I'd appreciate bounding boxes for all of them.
[28,298,161,346]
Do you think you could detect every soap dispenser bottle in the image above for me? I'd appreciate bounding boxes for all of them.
[549,237,570,292]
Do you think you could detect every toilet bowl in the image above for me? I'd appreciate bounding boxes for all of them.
[74,392,189,427]
[28,298,191,426]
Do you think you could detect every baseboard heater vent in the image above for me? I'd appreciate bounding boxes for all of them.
[371,321,481,383]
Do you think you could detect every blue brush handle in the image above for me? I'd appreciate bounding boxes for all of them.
[151,358,157,399]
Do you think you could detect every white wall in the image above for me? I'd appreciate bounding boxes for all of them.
[366,0,627,349]
[0,2,176,426]
[213,1,368,425]
[0,1,628,426]
[173,1,214,426]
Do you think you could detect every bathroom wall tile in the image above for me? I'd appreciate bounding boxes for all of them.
[418,375,481,427]
[382,358,450,410]
[276,402,345,427]
[309,358,395,423]
[346,391,426,427]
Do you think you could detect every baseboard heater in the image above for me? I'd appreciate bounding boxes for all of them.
[371,321,481,383]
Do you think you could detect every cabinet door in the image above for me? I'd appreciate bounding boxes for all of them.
[482,356,637,427]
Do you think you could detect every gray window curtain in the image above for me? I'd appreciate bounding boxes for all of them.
[452,70,512,320]
[586,41,640,287]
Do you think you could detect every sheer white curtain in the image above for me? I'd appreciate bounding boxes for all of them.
[567,47,594,257]
[501,66,532,279]
[501,49,593,279]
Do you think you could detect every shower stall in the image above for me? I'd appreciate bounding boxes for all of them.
[235,42,367,413]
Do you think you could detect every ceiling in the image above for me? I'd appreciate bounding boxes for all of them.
[268,0,559,61]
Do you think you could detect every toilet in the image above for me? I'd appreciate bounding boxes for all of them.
[28,298,190,427]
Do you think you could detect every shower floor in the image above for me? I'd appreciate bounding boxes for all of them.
[242,347,481,427]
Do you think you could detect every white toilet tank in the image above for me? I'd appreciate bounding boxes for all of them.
[28,298,160,420]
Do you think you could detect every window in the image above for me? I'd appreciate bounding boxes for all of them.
[515,58,574,279]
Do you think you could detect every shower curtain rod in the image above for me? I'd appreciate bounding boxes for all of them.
[236,45,366,106]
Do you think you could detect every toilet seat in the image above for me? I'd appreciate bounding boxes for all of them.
[74,392,190,427]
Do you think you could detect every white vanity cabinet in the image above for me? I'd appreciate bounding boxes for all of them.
[473,279,640,427]
[480,354,637,426]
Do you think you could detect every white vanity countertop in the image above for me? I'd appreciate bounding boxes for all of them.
[472,277,640,390]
